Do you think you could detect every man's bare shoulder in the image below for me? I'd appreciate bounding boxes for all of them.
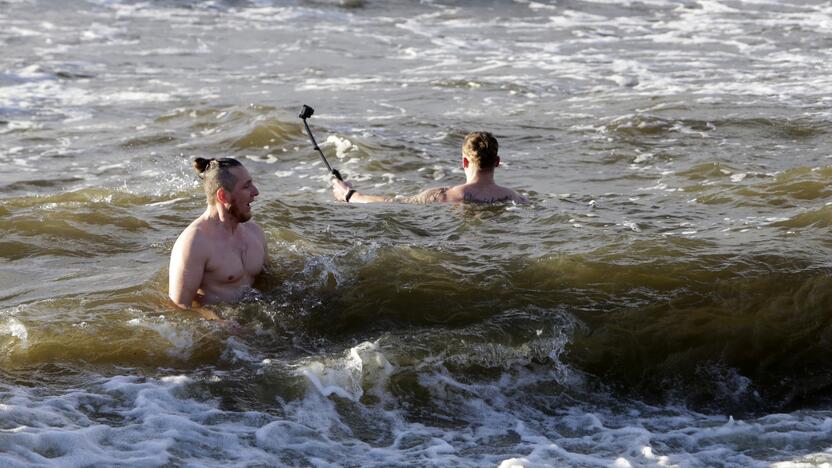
[459,185,529,204]
[399,187,452,204]
[496,187,528,204]
[173,217,212,251]
[242,220,266,244]
[506,188,529,204]
[246,219,265,235]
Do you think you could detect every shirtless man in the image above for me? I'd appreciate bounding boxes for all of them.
[331,131,527,204]
[168,157,267,318]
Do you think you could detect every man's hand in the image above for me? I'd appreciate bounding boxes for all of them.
[331,177,354,202]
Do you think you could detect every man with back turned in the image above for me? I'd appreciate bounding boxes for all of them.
[168,157,267,318]
[331,131,528,204]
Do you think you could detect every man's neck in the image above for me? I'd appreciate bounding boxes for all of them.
[465,168,496,186]
[204,205,240,234]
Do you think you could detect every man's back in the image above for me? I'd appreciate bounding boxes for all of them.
[331,131,527,205]
[451,183,527,204]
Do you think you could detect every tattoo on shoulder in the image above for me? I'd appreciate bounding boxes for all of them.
[399,187,449,204]
[463,193,513,203]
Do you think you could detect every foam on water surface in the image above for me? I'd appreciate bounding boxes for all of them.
[3,0,832,465]
[0,324,831,466]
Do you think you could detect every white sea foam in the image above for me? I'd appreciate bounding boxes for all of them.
[323,134,358,160]
[0,79,95,110]
[622,221,641,232]
[0,355,829,467]
[102,91,171,103]
[0,316,29,356]
[298,77,385,92]
[127,316,194,359]
[299,341,394,401]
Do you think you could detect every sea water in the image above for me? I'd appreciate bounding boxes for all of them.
[2,0,832,466]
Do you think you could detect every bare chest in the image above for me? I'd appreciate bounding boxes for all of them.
[204,231,265,285]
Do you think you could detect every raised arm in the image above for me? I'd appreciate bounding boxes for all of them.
[168,229,208,309]
[331,178,390,203]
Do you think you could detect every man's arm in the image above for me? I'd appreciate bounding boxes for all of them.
[331,178,390,203]
[397,187,449,204]
[168,230,208,309]
[331,178,448,204]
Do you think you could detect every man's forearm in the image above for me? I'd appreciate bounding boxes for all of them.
[349,192,393,203]
[348,189,447,204]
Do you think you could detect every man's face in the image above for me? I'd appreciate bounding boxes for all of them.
[226,166,259,223]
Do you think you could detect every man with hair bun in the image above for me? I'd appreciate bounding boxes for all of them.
[168,157,267,317]
[331,131,528,204]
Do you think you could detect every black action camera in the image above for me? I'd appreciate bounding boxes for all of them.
[299,105,314,119]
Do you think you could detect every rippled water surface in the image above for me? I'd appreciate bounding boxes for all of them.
[2,0,832,466]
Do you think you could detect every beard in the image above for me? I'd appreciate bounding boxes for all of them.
[229,202,252,223]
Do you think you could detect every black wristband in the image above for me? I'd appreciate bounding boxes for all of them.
[345,189,356,203]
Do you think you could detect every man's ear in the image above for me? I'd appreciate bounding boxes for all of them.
[215,187,229,205]
[494,155,500,168]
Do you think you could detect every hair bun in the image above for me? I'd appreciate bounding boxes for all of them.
[193,157,214,178]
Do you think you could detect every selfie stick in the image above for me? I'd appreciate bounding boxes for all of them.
[298,105,342,181]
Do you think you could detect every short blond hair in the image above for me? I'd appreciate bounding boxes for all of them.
[462,131,499,170]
